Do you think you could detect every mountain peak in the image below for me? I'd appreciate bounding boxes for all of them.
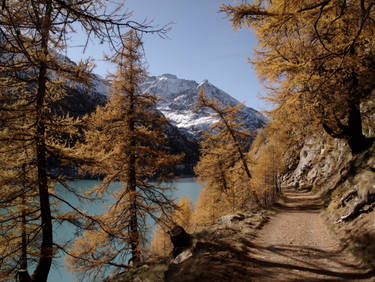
[197,79,209,89]
[141,74,265,139]
[160,73,178,80]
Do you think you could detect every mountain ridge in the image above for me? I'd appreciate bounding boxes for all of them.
[90,72,265,140]
[141,73,266,139]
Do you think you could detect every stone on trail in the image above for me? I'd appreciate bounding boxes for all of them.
[171,249,193,264]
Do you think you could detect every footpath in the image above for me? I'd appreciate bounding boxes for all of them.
[248,189,374,281]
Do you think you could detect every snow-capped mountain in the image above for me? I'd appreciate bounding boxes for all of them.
[84,73,265,174]
[141,74,266,139]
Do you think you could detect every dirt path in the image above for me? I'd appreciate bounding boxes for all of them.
[164,188,374,282]
[247,189,374,281]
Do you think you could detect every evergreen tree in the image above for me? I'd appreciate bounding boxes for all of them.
[149,197,193,257]
[196,90,253,179]
[66,31,182,280]
[0,1,168,281]
[195,90,259,209]
[191,184,222,227]
[221,0,375,154]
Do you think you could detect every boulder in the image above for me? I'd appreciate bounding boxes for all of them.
[171,249,193,264]
[217,213,245,226]
[168,225,192,258]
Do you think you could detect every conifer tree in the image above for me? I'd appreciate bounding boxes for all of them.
[0,1,168,281]
[149,197,193,257]
[221,0,375,154]
[66,31,182,280]
[191,184,222,227]
[197,90,253,179]
[195,90,259,209]
[249,128,288,207]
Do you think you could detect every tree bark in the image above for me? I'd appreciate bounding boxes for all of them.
[31,2,53,281]
[18,174,31,282]
[127,47,141,265]
[128,151,140,265]
[346,104,374,154]
[323,103,374,155]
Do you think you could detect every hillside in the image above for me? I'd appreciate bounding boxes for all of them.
[283,136,375,268]
[109,188,374,282]
[107,128,375,281]
[142,74,265,139]
[59,72,265,175]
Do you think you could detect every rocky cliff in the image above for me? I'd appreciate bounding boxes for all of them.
[282,133,375,267]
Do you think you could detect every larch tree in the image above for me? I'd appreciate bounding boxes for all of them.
[195,90,259,209]
[194,131,245,214]
[196,90,253,180]
[191,183,222,227]
[248,127,289,207]
[66,31,183,280]
[149,197,193,257]
[221,0,375,154]
[0,1,169,281]
[0,143,42,281]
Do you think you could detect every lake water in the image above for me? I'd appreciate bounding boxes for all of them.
[48,178,203,282]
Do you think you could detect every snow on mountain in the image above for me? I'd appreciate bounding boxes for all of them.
[51,52,264,140]
[65,69,265,140]
[90,74,109,96]
[141,74,265,138]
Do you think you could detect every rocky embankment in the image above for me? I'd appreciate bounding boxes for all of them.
[283,136,375,268]
[107,212,270,282]
[108,123,375,281]
[108,187,374,281]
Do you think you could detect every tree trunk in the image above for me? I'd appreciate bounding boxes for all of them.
[32,64,53,282]
[18,176,31,282]
[127,58,141,265]
[128,156,140,265]
[31,3,53,281]
[346,104,374,154]
[323,71,374,155]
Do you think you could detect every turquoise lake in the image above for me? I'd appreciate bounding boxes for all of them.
[48,178,203,282]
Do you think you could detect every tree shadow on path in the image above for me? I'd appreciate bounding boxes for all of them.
[243,189,375,281]
[165,189,374,281]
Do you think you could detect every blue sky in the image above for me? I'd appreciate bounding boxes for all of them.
[67,0,265,111]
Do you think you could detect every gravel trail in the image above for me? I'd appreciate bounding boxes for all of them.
[247,189,374,281]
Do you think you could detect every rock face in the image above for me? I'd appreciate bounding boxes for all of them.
[284,90,375,190]
[283,137,351,189]
[282,132,375,267]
